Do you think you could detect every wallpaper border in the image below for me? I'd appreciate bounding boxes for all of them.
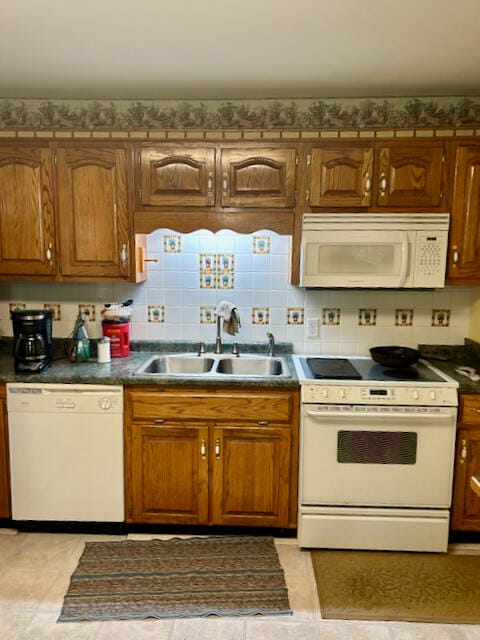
[1,96,480,131]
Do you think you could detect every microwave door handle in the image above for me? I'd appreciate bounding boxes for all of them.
[397,232,409,287]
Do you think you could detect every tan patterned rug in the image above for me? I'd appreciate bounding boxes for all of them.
[59,536,291,622]
[312,549,480,624]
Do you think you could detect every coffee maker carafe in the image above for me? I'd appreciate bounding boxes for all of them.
[12,309,53,373]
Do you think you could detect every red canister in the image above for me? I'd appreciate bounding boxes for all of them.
[102,320,130,358]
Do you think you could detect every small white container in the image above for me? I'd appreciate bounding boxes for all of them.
[97,337,111,363]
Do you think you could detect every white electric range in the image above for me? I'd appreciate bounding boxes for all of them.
[292,355,459,552]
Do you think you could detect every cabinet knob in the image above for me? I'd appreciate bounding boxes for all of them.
[215,438,220,459]
[222,173,228,196]
[257,420,268,425]
[453,247,459,264]
[200,438,206,460]
[460,439,467,465]
[364,174,371,196]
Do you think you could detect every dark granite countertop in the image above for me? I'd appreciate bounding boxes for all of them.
[418,339,480,394]
[0,339,299,388]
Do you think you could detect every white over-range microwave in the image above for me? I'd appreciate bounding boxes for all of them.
[300,213,450,288]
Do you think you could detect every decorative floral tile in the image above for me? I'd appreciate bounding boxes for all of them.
[395,308,414,326]
[9,303,26,313]
[148,305,165,323]
[200,272,217,289]
[200,306,216,324]
[358,308,377,326]
[44,303,61,321]
[163,234,181,253]
[78,304,95,321]
[218,273,234,289]
[218,254,234,272]
[432,309,450,327]
[252,307,269,325]
[253,235,271,255]
[200,253,217,272]
[287,307,304,325]
[322,308,341,325]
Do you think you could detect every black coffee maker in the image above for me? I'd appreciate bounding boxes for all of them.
[11,309,53,373]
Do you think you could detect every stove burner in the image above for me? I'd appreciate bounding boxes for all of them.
[305,357,362,380]
[382,367,421,380]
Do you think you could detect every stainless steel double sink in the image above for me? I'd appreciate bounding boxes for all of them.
[134,353,291,378]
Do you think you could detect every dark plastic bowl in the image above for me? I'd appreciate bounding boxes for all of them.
[370,346,420,368]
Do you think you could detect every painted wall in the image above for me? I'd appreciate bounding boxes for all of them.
[0,229,472,355]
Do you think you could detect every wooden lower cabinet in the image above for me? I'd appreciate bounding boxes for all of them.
[451,395,480,531]
[124,386,299,528]
[0,385,10,518]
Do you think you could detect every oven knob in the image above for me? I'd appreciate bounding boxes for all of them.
[429,390,437,401]
[338,388,346,399]
[412,390,419,400]
[321,388,329,398]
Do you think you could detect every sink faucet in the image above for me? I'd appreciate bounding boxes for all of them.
[266,332,275,356]
[215,316,223,354]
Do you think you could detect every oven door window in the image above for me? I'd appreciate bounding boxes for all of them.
[337,430,417,465]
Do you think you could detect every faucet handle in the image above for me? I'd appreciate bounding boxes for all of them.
[197,341,206,356]
[232,342,240,357]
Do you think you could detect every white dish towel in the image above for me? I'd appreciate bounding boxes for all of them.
[215,300,241,336]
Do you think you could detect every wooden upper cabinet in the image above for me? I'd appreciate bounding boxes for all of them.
[220,147,297,208]
[376,143,445,208]
[136,144,297,210]
[139,146,216,207]
[308,145,374,207]
[305,140,445,210]
[56,144,131,278]
[446,143,480,283]
[0,143,56,276]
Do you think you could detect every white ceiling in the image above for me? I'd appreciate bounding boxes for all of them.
[1,0,480,101]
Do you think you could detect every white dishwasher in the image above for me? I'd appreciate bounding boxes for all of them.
[7,383,124,522]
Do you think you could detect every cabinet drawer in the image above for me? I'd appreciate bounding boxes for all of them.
[460,395,480,424]
[126,388,293,422]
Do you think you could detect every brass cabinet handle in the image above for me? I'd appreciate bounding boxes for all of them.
[200,438,206,460]
[453,246,459,264]
[215,437,220,459]
[257,420,268,425]
[364,174,371,196]
[120,243,128,268]
[460,439,467,465]
[207,172,214,197]
[222,172,228,196]
[154,418,164,424]
[379,173,387,197]
[46,242,53,266]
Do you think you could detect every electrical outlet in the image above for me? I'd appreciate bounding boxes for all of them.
[306,317,319,338]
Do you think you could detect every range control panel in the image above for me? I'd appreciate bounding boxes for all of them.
[301,383,458,407]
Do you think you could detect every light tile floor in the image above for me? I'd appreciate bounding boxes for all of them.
[0,530,479,639]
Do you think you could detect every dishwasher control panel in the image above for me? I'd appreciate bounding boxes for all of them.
[6,383,123,414]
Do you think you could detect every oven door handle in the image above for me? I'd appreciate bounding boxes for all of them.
[305,409,454,422]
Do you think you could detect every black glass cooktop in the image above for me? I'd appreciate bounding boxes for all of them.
[301,357,446,383]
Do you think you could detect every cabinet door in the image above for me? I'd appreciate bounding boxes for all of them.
[126,423,209,524]
[451,427,480,530]
[139,146,216,207]
[0,387,9,518]
[220,147,297,208]
[447,144,480,281]
[377,143,444,208]
[56,145,131,278]
[210,425,291,527]
[0,144,56,276]
[309,146,373,207]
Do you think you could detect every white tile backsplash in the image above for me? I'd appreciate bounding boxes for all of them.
[0,229,473,354]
